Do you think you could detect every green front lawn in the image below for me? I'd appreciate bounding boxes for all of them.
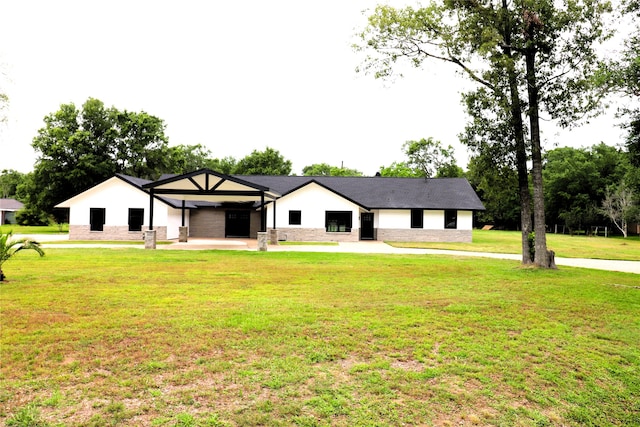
[0,224,68,234]
[40,240,173,245]
[1,249,638,426]
[390,229,640,261]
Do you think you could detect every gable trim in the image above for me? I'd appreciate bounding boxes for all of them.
[281,179,371,211]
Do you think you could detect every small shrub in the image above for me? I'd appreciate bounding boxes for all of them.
[6,403,49,427]
[204,414,230,427]
[15,208,50,226]
[173,413,197,427]
[42,389,63,407]
[528,232,536,260]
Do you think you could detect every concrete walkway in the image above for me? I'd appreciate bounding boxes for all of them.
[23,235,640,274]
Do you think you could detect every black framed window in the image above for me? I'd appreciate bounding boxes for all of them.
[444,209,457,229]
[289,210,302,225]
[90,208,105,232]
[325,211,352,232]
[128,208,144,232]
[411,209,423,228]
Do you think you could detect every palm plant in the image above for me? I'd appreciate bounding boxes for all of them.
[0,231,45,282]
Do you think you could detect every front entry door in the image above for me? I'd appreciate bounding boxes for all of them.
[225,210,251,238]
[360,212,375,240]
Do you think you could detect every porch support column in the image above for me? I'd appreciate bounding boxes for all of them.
[272,199,276,229]
[146,188,156,249]
[178,200,188,242]
[270,199,278,245]
[260,192,266,232]
[149,189,154,230]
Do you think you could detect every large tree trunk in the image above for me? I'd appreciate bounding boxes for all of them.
[516,126,533,265]
[509,72,533,265]
[525,45,553,268]
[502,0,533,264]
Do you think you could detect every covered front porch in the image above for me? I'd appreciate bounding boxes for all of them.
[142,169,281,250]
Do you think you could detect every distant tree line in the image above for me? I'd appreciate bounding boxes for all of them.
[467,143,639,236]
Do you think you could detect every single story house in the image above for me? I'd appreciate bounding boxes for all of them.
[0,198,24,225]
[55,169,485,243]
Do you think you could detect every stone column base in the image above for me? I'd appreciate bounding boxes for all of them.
[257,232,268,251]
[269,229,279,245]
[144,230,157,249]
[178,226,188,242]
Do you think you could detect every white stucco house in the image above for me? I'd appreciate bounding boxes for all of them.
[55,169,485,243]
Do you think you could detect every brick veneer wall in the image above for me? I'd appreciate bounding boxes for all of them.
[189,208,226,237]
[273,227,469,243]
[69,225,167,241]
[377,228,471,243]
[271,228,360,242]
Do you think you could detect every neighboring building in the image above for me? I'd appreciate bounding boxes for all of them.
[56,170,485,243]
[0,198,24,225]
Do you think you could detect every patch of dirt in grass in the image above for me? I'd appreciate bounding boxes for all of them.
[425,376,505,426]
[337,355,360,370]
[4,309,73,329]
[428,400,502,426]
[391,359,424,371]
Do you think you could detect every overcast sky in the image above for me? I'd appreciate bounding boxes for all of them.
[0,0,628,176]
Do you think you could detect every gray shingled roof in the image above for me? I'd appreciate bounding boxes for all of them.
[0,198,24,211]
[116,173,484,211]
[237,176,485,211]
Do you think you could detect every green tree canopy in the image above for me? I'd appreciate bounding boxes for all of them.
[435,163,464,178]
[164,144,216,175]
[0,170,25,200]
[620,2,639,170]
[379,138,461,178]
[207,156,238,175]
[466,153,520,229]
[601,1,639,173]
[302,163,363,176]
[626,115,640,168]
[25,98,169,220]
[403,138,458,178]
[234,147,292,175]
[378,161,422,178]
[543,143,630,233]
